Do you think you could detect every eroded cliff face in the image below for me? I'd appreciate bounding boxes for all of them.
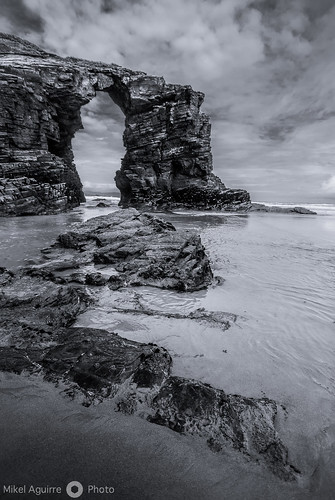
[0,33,250,216]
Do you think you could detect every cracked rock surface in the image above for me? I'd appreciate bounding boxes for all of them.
[38,208,214,291]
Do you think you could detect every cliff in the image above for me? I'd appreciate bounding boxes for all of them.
[0,33,250,216]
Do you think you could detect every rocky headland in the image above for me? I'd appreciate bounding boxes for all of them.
[250,203,317,215]
[0,33,250,216]
[0,208,299,481]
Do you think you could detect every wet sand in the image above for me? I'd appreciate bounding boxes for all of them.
[0,373,305,500]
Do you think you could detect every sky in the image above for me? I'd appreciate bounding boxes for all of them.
[1,0,335,202]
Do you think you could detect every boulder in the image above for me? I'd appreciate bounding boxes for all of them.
[53,208,213,291]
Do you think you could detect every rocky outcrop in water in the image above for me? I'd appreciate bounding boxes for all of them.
[0,33,250,216]
[0,210,298,480]
[39,208,213,291]
[250,203,317,215]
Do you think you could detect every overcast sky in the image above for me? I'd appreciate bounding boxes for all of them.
[1,0,335,202]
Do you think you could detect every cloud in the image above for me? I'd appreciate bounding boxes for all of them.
[322,176,335,194]
[1,0,335,201]
[0,0,43,34]
[72,92,125,190]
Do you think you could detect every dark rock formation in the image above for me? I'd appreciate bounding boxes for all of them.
[149,377,296,480]
[96,202,110,207]
[0,211,298,479]
[251,203,317,215]
[0,33,250,216]
[0,324,297,480]
[0,268,93,347]
[41,208,213,291]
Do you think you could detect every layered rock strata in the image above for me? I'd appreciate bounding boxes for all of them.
[0,210,297,479]
[0,33,250,216]
[38,208,213,291]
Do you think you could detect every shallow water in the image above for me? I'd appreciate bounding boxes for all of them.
[0,197,120,269]
[1,199,335,499]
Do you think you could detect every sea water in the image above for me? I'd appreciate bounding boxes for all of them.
[0,198,334,499]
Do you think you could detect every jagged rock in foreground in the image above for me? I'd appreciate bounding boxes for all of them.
[0,324,298,481]
[39,208,213,291]
[0,33,250,216]
[0,270,93,347]
[149,377,297,480]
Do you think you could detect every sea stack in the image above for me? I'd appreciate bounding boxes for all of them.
[0,33,250,216]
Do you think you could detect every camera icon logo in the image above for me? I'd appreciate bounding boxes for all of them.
[66,481,84,498]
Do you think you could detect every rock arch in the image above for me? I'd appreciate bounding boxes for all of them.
[0,33,249,216]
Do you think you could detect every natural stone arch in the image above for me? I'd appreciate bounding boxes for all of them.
[0,33,249,216]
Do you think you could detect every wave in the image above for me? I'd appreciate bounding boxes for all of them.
[84,195,120,205]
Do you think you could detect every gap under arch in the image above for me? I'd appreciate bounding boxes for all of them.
[72,91,125,198]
